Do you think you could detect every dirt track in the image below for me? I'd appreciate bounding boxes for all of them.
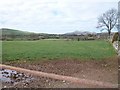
[1,64,117,88]
[2,57,118,88]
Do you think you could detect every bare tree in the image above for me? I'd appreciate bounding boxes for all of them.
[97,8,118,39]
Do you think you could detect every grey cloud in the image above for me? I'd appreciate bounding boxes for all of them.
[0,0,118,33]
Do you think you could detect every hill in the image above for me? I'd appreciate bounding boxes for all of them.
[65,30,97,35]
[0,28,34,36]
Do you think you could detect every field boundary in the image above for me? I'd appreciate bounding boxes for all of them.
[1,64,118,88]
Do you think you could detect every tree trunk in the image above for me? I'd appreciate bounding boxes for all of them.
[108,30,111,40]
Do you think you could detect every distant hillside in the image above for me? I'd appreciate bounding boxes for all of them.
[0,28,35,35]
[65,30,97,35]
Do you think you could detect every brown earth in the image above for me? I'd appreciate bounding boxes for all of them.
[2,57,118,88]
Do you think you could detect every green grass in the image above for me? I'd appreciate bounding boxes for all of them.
[2,40,116,61]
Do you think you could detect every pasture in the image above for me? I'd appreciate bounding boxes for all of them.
[2,40,118,88]
[2,40,116,62]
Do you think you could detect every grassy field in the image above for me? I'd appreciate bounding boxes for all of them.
[2,40,116,62]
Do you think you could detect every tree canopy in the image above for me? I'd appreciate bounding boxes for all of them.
[97,8,118,37]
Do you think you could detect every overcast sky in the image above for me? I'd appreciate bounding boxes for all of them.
[0,0,119,34]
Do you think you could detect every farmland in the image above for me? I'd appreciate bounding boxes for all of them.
[1,40,118,88]
[2,40,116,62]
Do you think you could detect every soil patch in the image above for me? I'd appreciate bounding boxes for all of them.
[2,57,118,88]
